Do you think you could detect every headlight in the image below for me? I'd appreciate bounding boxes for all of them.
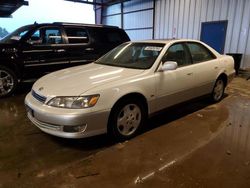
[47,95,100,109]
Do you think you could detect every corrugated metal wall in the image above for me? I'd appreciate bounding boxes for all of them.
[102,3,122,27]
[102,0,154,40]
[100,0,250,68]
[154,0,250,68]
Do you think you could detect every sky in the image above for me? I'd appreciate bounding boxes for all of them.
[0,0,95,33]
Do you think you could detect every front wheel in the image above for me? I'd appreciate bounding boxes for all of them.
[211,78,225,102]
[0,65,18,97]
[108,99,146,141]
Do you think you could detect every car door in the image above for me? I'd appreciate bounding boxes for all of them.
[185,42,218,96]
[63,26,96,66]
[21,26,68,79]
[154,42,196,112]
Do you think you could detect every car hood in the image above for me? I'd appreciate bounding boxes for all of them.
[0,43,19,55]
[0,42,18,48]
[33,63,145,97]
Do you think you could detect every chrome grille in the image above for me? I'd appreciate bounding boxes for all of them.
[32,90,46,103]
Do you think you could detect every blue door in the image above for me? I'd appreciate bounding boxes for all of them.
[200,21,227,54]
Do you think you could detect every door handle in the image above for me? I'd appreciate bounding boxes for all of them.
[85,48,94,51]
[55,49,65,53]
[187,72,193,76]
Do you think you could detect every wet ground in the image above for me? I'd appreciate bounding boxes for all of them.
[0,77,250,188]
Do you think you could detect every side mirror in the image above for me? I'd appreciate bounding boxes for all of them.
[160,61,178,71]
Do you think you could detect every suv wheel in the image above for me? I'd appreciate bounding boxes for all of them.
[108,99,146,141]
[0,65,18,97]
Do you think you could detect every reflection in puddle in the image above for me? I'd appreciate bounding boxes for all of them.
[0,96,23,126]
[221,97,250,161]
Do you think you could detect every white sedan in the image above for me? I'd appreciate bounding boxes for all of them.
[25,39,235,140]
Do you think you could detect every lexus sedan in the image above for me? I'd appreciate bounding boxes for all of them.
[25,39,235,140]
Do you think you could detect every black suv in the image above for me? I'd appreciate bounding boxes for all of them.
[0,22,130,97]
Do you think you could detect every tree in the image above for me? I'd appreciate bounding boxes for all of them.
[0,27,9,38]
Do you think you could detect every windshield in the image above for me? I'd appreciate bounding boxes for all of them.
[95,42,165,69]
[0,25,33,44]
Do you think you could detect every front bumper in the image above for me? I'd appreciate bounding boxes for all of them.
[25,92,110,139]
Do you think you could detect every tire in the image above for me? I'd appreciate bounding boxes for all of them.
[0,65,18,97]
[211,78,225,102]
[108,98,146,141]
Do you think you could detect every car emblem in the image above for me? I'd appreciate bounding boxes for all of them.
[38,87,44,91]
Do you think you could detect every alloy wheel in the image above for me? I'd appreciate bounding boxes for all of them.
[213,79,224,101]
[0,69,15,97]
[116,103,142,136]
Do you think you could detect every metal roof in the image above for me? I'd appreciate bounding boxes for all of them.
[0,0,129,18]
[65,0,132,6]
[0,0,28,17]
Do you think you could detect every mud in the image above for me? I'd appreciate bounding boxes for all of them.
[0,77,250,187]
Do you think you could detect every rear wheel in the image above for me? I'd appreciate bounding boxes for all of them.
[0,65,18,97]
[211,78,225,102]
[108,99,146,141]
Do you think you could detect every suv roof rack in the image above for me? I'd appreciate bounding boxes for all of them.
[52,22,119,28]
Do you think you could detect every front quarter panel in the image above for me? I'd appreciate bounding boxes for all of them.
[84,71,156,115]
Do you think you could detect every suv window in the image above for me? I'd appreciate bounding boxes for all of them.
[106,31,125,43]
[186,42,216,63]
[92,29,129,44]
[0,25,33,44]
[27,27,63,45]
[64,27,89,44]
[162,43,191,67]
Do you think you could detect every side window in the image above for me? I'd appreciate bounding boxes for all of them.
[186,42,216,63]
[92,29,128,44]
[27,30,42,45]
[27,27,63,45]
[106,31,123,43]
[44,29,63,44]
[64,27,89,44]
[162,43,191,67]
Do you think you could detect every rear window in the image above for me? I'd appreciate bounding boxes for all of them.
[91,28,129,43]
[186,42,216,63]
[106,30,128,43]
[64,27,89,44]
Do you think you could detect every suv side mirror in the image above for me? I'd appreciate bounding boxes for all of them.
[160,61,178,71]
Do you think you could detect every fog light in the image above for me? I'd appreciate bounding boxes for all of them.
[63,124,87,133]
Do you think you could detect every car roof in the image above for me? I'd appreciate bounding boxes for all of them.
[133,39,203,44]
[131,39,221,57]
[27,22,119,29]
